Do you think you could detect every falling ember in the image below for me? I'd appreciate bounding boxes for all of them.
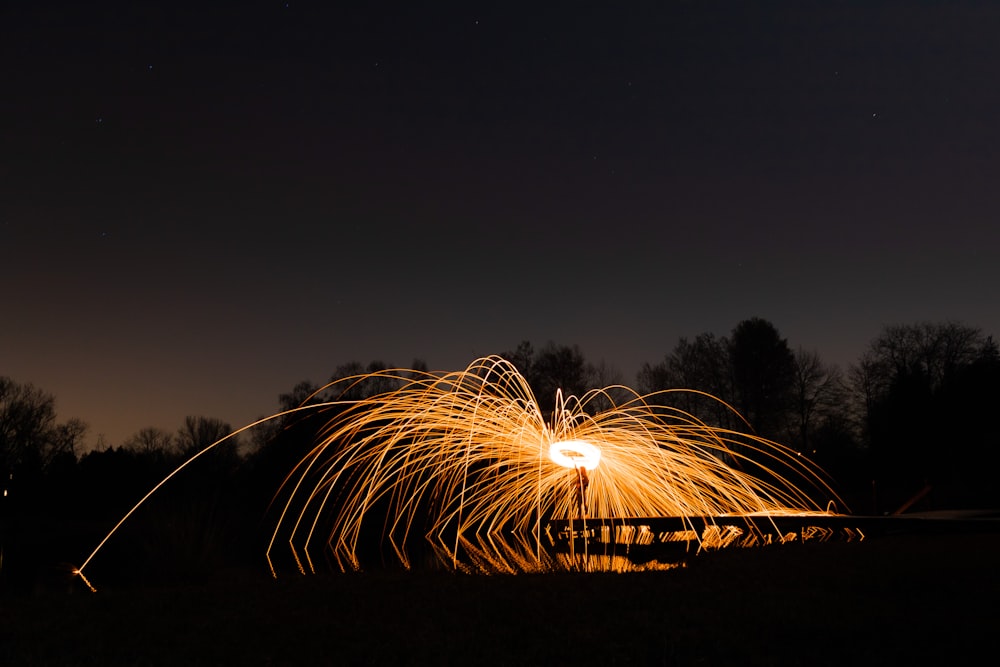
[74,356,848,588]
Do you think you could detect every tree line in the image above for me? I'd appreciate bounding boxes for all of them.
[2,318,998,590]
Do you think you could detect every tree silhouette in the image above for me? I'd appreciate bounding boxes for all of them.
[176,416,235,456]
[1,377,87,503]
[502,341,597,415]
[729,317,795,439]
[0,378,89,592]
[122,426,177,461]
[637,333,736,428]
[789,348,849,453]
[853,322,1000,510]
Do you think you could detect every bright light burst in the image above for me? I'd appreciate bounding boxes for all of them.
[76,355,844,588]
[264,356,839,574]
[548,439,601,470]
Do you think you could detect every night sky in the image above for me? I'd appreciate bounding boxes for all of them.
[4,2,999,449]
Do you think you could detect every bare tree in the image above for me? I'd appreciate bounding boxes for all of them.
[586,359,623,389]
[639,333,738,428]
[501,341,590,415]
[852,321,993,441]
[176,416,236,457]
[503,341,535,380]
[279,380,322,412]
[321,360,405,402]
[789,348,847,453]
[405,358,429,378]
[1,377,87,477]
[850,321,1000,510]
[123,426,178,460]
[46,417,87,465]
[582,358,627,413]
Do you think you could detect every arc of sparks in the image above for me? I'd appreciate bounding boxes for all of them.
[75,355,844,589]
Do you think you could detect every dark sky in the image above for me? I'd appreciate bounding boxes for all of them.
[4,1,999,448]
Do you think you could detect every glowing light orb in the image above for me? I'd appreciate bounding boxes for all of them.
[549,439,601,470]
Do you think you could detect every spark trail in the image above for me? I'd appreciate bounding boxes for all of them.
[75,356,843,588]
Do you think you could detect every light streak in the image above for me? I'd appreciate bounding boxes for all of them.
[549,439,601,471]
[74,355,845,588]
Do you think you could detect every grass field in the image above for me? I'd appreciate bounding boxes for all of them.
[3,530,998,666]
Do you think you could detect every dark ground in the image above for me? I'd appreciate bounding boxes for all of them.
[2,530,998,666]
